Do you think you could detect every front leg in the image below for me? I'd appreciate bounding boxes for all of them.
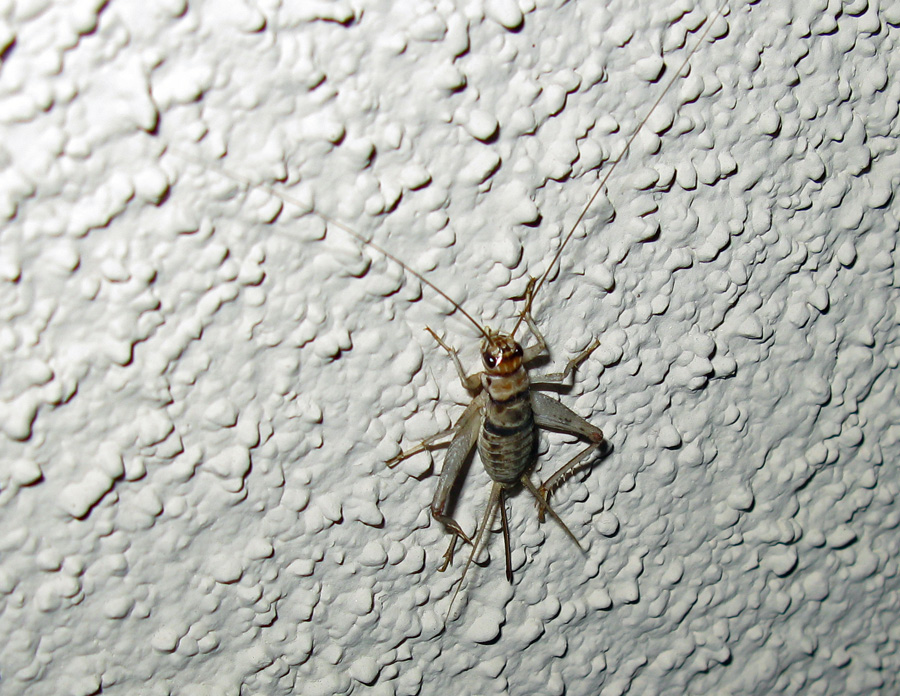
[518,278,549,364]
[517,278,601,379]
[425,327,482,392]
[531,338,601,385]
[430,393,485,570]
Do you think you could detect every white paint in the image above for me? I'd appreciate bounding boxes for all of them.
[0,0,899,694]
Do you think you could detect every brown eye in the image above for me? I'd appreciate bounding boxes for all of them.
[484,354,496,368]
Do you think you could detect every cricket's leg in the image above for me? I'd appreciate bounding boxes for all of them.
[499,489,513,583]
[521,474,584,553]
[531,391,605,522]
[386,427,455,468]
[530,338,601,385]
[517,278,549,363]
[387,329,483,468]
[425,327,482,392]
[429,395,484,570]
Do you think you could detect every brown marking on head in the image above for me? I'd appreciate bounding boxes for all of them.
[480,331,524,375]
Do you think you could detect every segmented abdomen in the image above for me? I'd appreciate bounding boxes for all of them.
[478,388,537,485]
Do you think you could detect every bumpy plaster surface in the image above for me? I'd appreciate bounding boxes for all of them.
[1,0,899,694]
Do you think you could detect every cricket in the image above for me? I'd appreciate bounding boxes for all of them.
[182,2,727,621]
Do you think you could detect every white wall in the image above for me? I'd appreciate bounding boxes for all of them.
[1,0,899,694]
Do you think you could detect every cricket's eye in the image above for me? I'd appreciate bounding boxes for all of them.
[483,353,497,368]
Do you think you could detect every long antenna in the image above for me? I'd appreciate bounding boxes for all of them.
[171,152,491,340]
[512,4,725,337]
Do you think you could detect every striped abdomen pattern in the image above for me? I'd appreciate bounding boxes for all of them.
[478,371,537,485]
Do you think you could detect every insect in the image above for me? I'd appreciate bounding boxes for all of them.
[385,278,606,617]
[383,5,727,615]
[183,2,726,619]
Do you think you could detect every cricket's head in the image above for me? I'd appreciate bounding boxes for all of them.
[481,330,523,375]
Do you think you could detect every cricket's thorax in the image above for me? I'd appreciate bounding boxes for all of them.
[477,333,537,485]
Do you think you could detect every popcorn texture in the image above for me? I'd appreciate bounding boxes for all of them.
[1,0,899,695]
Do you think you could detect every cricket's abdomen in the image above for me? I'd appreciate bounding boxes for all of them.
[478,380,537,486]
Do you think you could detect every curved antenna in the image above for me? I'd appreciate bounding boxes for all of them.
[171,151,491,340]
[512,4,726,337]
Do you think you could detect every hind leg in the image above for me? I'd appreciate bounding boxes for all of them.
[531,391,605,521]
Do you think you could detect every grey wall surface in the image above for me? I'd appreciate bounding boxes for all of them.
[1,0,899,694]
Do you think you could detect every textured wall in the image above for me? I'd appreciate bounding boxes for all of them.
[1,0,899,694]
